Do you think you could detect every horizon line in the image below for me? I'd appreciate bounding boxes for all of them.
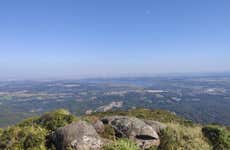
[1,71,230,82]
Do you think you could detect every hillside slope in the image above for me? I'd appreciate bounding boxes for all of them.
[0,108,229,150]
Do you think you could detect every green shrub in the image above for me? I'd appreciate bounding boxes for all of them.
[158,123,211,150]
[0,126,47,150]
[18,116,40,127]
[17,109,77,132]
[202,125,230,150]
[0,109,77,149]
[103,139,139,150]
[36,109,77,131]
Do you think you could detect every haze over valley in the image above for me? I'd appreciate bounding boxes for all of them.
[1,75,230,127]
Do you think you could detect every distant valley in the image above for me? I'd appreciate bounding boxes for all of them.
[0,75,230,127]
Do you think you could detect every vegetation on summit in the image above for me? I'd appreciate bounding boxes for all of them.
[0,108,229,150]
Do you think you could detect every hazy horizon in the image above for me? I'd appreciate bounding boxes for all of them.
[1,71,230,81]
[1,0,230,79]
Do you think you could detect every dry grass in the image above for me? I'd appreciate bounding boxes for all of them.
[159,123,212,150]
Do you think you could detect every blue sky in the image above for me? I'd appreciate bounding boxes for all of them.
[0,0,230,79]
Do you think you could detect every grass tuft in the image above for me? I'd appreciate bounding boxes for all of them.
[103,139,139,150]
[158,123,211,150]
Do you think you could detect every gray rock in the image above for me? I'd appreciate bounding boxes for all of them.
[102,116,160,149]
[93,120,105,134]
[52,121,104,150]
[144,120,167,134]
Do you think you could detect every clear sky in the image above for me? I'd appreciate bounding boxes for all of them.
[0,0,230,79]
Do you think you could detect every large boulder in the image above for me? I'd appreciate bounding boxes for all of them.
[51,121,104,150]
[102,116,160,149]
[144,120,167,134]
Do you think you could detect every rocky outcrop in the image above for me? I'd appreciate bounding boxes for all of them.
[144,120,167,134]
[101,116,160,149]
[51,116,165,150]
[52,121,104,150]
